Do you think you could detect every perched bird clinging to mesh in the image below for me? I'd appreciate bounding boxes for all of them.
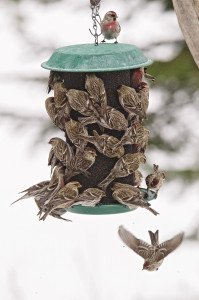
[118,226,184,271]
[112,183,159,216]
[101,11,121,43]
[145,164,165,194]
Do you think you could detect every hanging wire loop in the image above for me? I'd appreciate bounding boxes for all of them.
[89,1,102,46]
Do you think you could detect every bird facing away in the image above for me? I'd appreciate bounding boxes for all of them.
[118,226,184,271]
[145,164,165,193]
[101,11,121,43]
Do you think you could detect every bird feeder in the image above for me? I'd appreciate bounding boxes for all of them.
[15,0,163,220]
[41,42,156,215]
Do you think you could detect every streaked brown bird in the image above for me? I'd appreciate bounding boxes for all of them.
[112,183,159,215]
[12,180,50,205]
[85,74,107,114]
[66,89,99,117]
[45,97,58,126]
[118,226,184,271]
[65,119,88,150]
[98,152,146,190]
[145,164,165,193]
[79,105,128,131]
[65,147,97,180]
[39,181,82,221]
[73,188,106,207]
[114,121,149,153]
[48,137,73,167]
[133,170,143,187]
[117,85,146,121]
[77,130,124,158]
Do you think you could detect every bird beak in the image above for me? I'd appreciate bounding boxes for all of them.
[145,72,155,82]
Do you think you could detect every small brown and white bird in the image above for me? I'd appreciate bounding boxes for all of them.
[65,119,88,150]
[48,137,73,167]
[79,105,128,131]
[39,181,82,221]
[98,152,146,190]
[101,11,121,43]
[65,147,97,180]
[117,85,146,121]
[85,74,107,114]
[114,121,149,153]
[73,188,106,207]
[66,89,99,117]
[77,130,124,158]
[112,183,159,215]
[145,164,165,193]
[132,170,143,187]
[118,226,184,271]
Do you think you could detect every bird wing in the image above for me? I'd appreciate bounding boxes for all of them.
[156,232,184,261]
[118,226,151,259]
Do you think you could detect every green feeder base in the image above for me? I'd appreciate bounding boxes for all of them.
[68,188,157,215]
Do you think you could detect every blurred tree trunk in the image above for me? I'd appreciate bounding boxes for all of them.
[172,0,199,68]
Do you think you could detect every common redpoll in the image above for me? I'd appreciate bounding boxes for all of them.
[47,71,62,93]
[114,121,149,152]
[77,130,124,158]
[101,11,121,43]
[39,181,82,221]
[45,97,58,126]
[112,183,159,215]
[52,81,68,109]
[66,89,98,117]
[66,147,97,180]
[133,170,143,187]
[85,74,107,114]
[145,164,165,193]
[73,188,106,207]
[79,105,128,131]
[12,180,50,204]
[65,119,88,150]
[98,152,146,190]
[118,226,184,271]
[117,85,146,121]
[48,137,73,167]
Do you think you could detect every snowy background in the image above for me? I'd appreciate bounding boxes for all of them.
[1,0,199,299]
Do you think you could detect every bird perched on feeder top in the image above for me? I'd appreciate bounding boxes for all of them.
[118,226,184,271]
[145,164,165,193]
[101,11,121,43]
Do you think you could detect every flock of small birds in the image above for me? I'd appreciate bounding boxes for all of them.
[12,9,184,271]
[13,69,165,222]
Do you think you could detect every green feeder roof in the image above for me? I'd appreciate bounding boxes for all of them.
[68,188,157,215]
[41,43,153,72]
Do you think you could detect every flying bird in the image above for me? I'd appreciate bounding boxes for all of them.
[118,226,184,271]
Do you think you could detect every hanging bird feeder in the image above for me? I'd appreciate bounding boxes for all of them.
[14,0,163,220]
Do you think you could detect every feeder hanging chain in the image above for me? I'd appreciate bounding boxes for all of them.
[89,1,102,45]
